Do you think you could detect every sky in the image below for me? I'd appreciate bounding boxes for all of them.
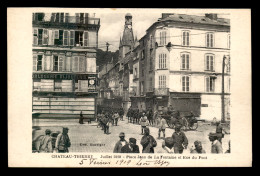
[96,12,161,52]
[95,12,230,52]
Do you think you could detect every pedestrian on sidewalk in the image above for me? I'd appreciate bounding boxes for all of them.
[113,111,120,126]
[171,123,188,154]
[103,115,110,134]
[190,140,206,154]
[158,115,167,139]
[119,108,124,121]
[121,138,140,153]
[79,111,84,124]
[38,129,53,153]
[140,127,157,153]
[113,132,128,153]
[55,127,71,153]
[140,112,149,135]
[208,132,223,154]
[215,121,229,143]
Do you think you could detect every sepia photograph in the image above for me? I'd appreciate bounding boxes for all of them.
[8,8,251,167]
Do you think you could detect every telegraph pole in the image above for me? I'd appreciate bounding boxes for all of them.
[221,55,226,123]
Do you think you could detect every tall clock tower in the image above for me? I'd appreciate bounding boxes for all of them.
[119,13,135,61]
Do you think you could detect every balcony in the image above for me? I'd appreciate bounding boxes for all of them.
[33,13,100,29]
[154,88,169,96]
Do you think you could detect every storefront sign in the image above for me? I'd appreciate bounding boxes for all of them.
[33,73,97,80]
[88,76,97,92]
[201,104,208,107]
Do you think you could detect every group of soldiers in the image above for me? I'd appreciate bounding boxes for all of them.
[96,107,125,134]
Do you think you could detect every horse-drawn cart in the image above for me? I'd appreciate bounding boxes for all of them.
[161,111,200,131]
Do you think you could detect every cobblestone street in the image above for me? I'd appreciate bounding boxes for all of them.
[33,118,230,154]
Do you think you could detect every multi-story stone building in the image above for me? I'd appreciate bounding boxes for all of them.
[133,13,230,121]
[32,12,100,119]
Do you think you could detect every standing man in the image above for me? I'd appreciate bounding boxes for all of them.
[79,111,84,124]
[121,138,140,153]
[55,127,71,153]
[190,140,206,153]
[140,127,157,153]
[103,115,110,134]
[208,132,223,154]
[114,111,120,126]
[38,129,53,153]
[113,132,128,153]
[158,115,167,139]
[140,113,149,135]
[171,123,188,154]
[119,108,124,121]
[215,121,229,143]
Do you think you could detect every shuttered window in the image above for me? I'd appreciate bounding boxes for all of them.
[83,31,88,46]
[33,54,37,71]
[205,54,214,71]
[159,53,167,69]
[79,56,85,72]
[159,31,167,46]
[182,76,190,92]
[44,55,51,71]
[58,56,64,71]
[73,56,79,72]
[181,53,190,70]
[42,29,48,45]
[63,30,69,46]
[182,31,190,46]
[69,31,75,46]
[65,57,71,71]
[33,28,38,45]
[78,80,88,92]
[206,33,214,48]
[206,76,215,92]
[159,75,166,88]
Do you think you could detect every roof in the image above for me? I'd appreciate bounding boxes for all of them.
[160,14,230,26]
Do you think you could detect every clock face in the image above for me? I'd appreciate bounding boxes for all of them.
[128,25,132,29]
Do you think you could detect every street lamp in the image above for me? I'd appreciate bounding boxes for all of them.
[221,55,230,123]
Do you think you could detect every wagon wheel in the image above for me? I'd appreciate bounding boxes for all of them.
[189,119,199,130]
[166,119,175,129]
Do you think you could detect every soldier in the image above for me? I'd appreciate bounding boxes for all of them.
[121,138,140,153]
[140,127,157,153]
[55,127,71,153]
[140,113,149,135]
[38,129,53,153]
[158,115,167,139]
[162,137,174,153]
[113,132,128,153]
[190,140,206,154]
[171,123,188,154]
[208,132,223,154]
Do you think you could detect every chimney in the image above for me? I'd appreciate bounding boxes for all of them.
[162,13,174,19]
[205,13,218,20]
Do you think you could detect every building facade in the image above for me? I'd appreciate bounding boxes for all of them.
[32,12,100,119]
[135,13,230,121]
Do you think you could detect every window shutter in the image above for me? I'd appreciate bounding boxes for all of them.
[65,13,69,23]
[58,56,63,71]
[75,13,80,23]
[206,77,209,92]
[33,28,38,45]
[84,13,88,24]
[69,31,74,46]
[182,76,185,91]
[206,55,209,70]
[186,76,189,91]
[33,55,37,71]
[63,30,68,46]
[187,32,190,46]
[211,34,214,47]
[73,56,79,72]
[88,31,96,47]
[210,56,214,71]
[166,30,170,44]
[183,32,186,46]
[54,30,59,39]
[206,33,209,47]
[186,54,190,69]
[48,30,53,45]
[42,29,48,45]
[83,31,88,46]
[182,54,185,69]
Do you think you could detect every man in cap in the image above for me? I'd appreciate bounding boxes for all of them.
[38,129,53,153]
[140,127,157,153]
[215,121,229,143]
[121,138,140,153]
[162,137,174,153]
[208,132,223,154]
[171,123,188,154]
[55,127,71,153]
[158,115,167,139]
[140,112,149,135]
[190,140,206,153]
[113,132,128,153]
